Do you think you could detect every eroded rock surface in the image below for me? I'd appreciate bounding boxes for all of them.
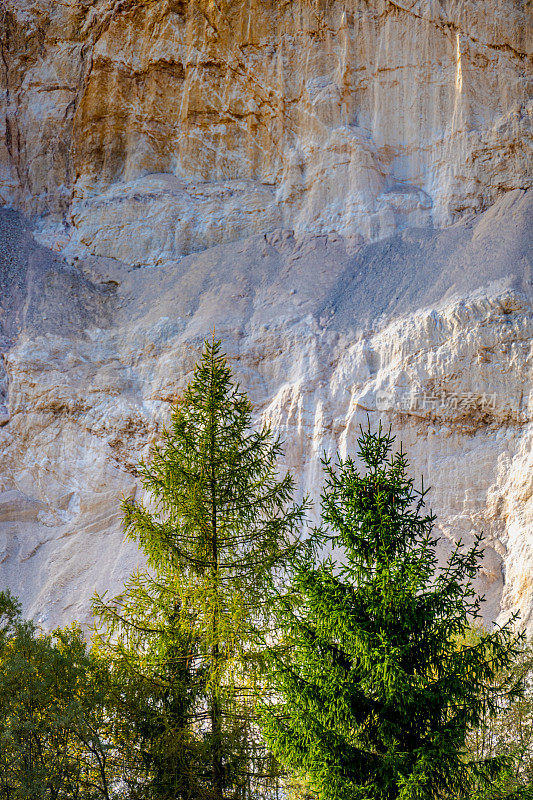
[0,190,531,629]
[0,0,531,629]
[1,0,531,262]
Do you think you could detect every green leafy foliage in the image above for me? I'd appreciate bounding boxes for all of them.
[0,590,118,800]
[466,633,533,800]
[93,338,306,800]
[261,425,523,800]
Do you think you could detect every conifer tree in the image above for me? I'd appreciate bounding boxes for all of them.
[261,426,523,800]
[94,339,306,800]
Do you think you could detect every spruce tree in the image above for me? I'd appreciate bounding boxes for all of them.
[94,339,306,800]
[261,426,523,800]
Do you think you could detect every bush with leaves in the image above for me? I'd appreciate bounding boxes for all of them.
[466,633,533,800]
[0,590,118,800]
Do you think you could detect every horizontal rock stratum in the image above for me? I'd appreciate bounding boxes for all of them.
[0,0,531,629]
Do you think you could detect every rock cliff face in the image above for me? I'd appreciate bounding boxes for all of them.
[1,0,531,260]
[0,0,531,629]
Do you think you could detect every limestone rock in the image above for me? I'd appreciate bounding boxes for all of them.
[0,0,531,630]
[0,190,531,630]
[1,0,531,261]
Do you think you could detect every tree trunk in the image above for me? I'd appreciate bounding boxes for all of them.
[209,365,224,800]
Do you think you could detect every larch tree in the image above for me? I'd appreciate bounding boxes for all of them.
[261,425,523,800]
[93,339,306,800]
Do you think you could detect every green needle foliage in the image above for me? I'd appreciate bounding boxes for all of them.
[93,338,306,800]
[261,425,523,800]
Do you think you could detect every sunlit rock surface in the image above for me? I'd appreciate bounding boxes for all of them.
[0,0,531,629]
[1,0,531,259]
